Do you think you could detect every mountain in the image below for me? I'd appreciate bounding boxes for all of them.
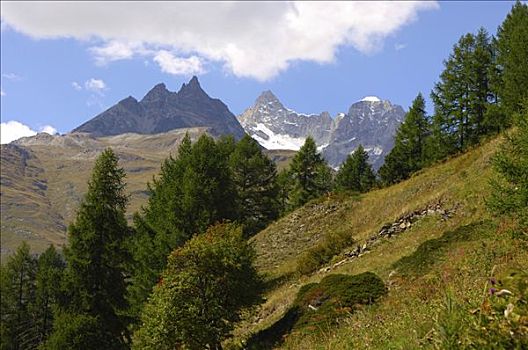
[237,90,334,150]
[238,92,405,169]
[0,129,296,260]
[72,76,246,139]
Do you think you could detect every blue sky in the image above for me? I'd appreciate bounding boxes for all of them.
[0,1,518,143]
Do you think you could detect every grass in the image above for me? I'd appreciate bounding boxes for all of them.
[231,136,528,349]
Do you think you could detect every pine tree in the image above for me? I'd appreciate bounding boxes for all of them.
[33,245,65,345]
[128,134,238,323]
[229,135,279,236]
[494,1,528,116]
[289,137,332,207]
[133,223,262,350]
[379,93,430,185]
[0,242,37,350]
[488,101,528,235]
[55,148,131,349]
[335,145,376,192]
[430,29,494,158]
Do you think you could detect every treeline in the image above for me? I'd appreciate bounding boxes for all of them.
[380,1,528,185]
[1,2,527,349]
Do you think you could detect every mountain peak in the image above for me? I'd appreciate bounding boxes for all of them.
[141,83,169,103]
[256,90,280,105]
[178,76,205,96]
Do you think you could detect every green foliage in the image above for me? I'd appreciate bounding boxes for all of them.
[297,230,356,275]
[246,273,386,349]
[380,93,431,185]
[133,223,262,350]
[33,246,65,344]
[0,242,37,350]
[432,270,528,349]
[276,168,294,215]
[56,148,130,349]
[128,133,238,322]
[335,145,376,192]
[430,28,496,159]
[42,311,113,350]
[393,221,494,276]
[289,137,333,208]
[488,102,528,236]
[230,135,280,237]
[494,1,528,116]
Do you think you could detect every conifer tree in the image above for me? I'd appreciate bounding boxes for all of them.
[55,148,131,349]
[488,101,528,235]
[0,242,37,350]
[33,245,65,344]
[430,29,494,158]
[128,134,238,323]
[494,1,528,116]
[229,135,279,236]
[379,94,430,184]
[133,223,262,350]
[335,145,376,192]
[289,137,332,207]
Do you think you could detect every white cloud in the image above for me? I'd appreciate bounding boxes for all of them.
[2,72,22,81]
[153,51,205,76]
[394,43,407,51]
[0,121,58,144]
[1,88,5,96]
[89,40,139,65]
[0,2,438,81]
[84,78,107,94]
[40,125,57,135]
[71,81,82,90]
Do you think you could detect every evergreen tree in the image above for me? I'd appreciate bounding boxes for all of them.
[289,137,332,207]
[133,223,262,350]
[494,1,528,116]
[33,246,65,345]
[276,168,294,215]
[379,94,430,184]
[0,242,37,350]
[430,29,494,158]
[54,148,131,349]
[488,101,528,235]
[128,134,238,323]
[335,145,376,192]
[229,135,279,236]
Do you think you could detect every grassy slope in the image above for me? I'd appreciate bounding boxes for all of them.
[236,136,527,349]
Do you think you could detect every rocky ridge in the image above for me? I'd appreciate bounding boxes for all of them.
[238,91,405,169]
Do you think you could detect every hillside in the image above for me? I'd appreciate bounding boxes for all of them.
[0,129,296,260]
[231,136,527,349]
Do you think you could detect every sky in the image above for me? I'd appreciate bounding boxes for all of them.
[0,1,519,144]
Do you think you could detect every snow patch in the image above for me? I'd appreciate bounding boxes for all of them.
[364,146,384,156]
[361,96,381,102]
[252,123,306,150]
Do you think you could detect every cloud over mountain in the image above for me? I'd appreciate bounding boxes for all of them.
[1,2,438,80]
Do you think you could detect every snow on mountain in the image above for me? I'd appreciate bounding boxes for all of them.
[361,96,381,102]
[238,91,405,170]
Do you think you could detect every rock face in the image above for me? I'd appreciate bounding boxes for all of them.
[73,76,246,139]
[238,91,334,150]
[238,93,405,170]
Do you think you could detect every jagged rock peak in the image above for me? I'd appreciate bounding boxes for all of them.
[178,76,205,96]
[141,83,169,103]
[256,90,280,104]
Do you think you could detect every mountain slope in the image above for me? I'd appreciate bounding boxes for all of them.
[73,76,246,139]
[231,136,527,349]
[0,129,296,260]
[238,92,405,169]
